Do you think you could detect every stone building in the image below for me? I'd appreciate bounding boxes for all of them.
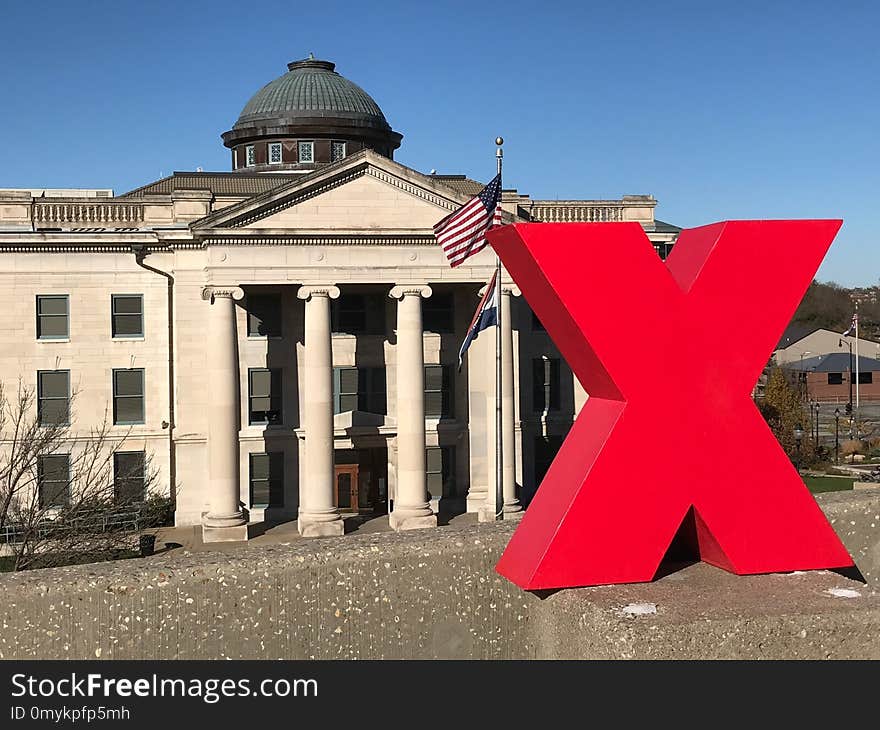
[0,57,680,541]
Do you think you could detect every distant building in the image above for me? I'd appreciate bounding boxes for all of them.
[783,352,880,403]
[774,327,880,366]
[0,57,680,542]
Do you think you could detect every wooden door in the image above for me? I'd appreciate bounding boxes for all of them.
[334,464,359,512]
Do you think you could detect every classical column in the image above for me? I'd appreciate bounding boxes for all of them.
[201,286,248,543]
[389,285,437,531]
[501,284,522,514]
[297,285,344,537]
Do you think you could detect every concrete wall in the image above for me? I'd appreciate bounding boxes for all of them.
[0,490,877,660]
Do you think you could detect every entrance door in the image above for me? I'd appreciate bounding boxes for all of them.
[334,464,360,512]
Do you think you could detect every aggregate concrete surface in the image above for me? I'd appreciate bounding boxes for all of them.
[0,491,877,659]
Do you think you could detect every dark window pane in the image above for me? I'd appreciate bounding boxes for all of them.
[828,373,843,385]
[249,369,282,424]
[39,454,70,508]
[364,368,387,414]
[114,397,144,424]
[424,365,452,418]
[340,394,359,412]
[38,297,67,316]
[247,294,281,337]
[113,314,143,337]
[249,452,284,507]
[860,372,873,384]
[39,371,69,398]
[38,371,70,426]
[114,451,145,502]
[339,368,359,394]
[114,370,144,397]
[113,296,142,315]
[426,447,442,472]
[425,365,443,391]
[250,369,272,397]
[37,315,68,338]
[39,399,69,425]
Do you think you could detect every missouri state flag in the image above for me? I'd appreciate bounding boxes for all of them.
[457,270,498,369]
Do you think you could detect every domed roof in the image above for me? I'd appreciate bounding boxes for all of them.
[232,58,391,131]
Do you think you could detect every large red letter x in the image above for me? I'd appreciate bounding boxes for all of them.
[489,220,854,590]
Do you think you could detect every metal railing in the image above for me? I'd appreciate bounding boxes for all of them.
[0,502,155,545]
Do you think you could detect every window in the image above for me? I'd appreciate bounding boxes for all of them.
[331,141,346,162]
[112,369,145,425]
[111,295,144,338]
[245,145,255,167]
[37,370,70,426]
[332,293,385,334]
[248,368,282,425]
[298,141,314,163]
[423,292,455,334]
[38,454,70,508]
[333,367,386,414]
[268,142,283,165]
[426,446,456,499]
[36,295,69,339]
[533,357,560,412]
[534,435,564,487]
[233,148,238,168]
[828,372,844,385]
[859,372,873,385]
[114,451,146,503]
[250,452,284,507]
[425,365,453,419]
[246,293,282,337]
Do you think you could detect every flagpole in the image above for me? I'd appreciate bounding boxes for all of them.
[495,136,504,521]
[855,304,860,421]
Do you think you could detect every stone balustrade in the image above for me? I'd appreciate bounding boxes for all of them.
[529,203,625,223]
[33,200,145,226]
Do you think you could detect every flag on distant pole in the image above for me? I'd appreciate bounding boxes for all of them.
[433,173,503,267]
[842,313,857,337]
[457,270,498,370]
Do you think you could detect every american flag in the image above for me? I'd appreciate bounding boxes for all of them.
[433,173,503,267]
[842,312,858,337]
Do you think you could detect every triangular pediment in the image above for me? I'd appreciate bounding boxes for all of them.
[191,150,471,233]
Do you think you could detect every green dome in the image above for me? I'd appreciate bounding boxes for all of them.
[233,58,391,131]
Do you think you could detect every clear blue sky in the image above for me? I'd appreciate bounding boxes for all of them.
[2,0,877,285]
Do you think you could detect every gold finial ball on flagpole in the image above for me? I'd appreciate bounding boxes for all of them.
[495,136,504,146]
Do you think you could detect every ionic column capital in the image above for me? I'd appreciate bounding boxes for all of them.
[297,284,340,301]
[477,281,521,297]
[201,286,244,303]
[389,284,432,300]
[501,283,522,297]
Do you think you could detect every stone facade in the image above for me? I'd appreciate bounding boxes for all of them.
[0,147,678,541]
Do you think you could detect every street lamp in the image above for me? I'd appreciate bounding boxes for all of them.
[834,407,840,464]
[794,424,804,471]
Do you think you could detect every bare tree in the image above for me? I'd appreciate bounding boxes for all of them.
[0,381,170,571]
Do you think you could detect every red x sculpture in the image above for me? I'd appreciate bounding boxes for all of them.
[489,220,854,590]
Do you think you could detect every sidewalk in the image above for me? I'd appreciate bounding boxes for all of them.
[153,510,480,555]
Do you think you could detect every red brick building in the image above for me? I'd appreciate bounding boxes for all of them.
[785,352,880,403]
